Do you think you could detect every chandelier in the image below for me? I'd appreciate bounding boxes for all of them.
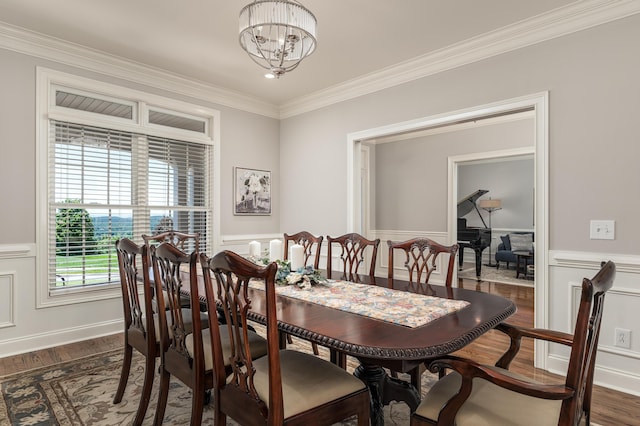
[239,0,317,78]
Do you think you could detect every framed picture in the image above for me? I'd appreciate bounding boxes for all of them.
[234,167,271,215]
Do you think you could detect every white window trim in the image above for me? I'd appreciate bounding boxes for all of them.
[36,67,221,308]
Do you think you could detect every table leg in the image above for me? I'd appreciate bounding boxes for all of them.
[474,248,482,277]
[354,362,421,426]
[516,255,527,279]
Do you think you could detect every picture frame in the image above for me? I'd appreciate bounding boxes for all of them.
[234,167,271,215]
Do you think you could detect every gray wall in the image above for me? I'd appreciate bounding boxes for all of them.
[280,14,640,255]
[277,14,640,394]
[0,47,280,357]
[0,49,281,244]
[458,157,534,230]
[374,118,534,231]
[2,9,640,394]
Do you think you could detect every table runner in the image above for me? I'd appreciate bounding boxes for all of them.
[249,280,469,328]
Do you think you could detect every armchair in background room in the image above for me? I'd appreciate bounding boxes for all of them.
[495,232,534,269]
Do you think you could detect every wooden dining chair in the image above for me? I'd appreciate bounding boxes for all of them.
[113,238,158,426]
[150,242,217,425]
[411,260,616,426]
[387,238,459,389]
[326,232,380,281]
[283,231,324,355]
[206,250,371,426]
[283,231,323,269]
[325,233,380,367]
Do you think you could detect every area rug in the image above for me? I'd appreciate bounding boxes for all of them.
[0,335,436,425]
[458,264,534,287]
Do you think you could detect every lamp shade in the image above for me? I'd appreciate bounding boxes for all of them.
[479,199,502,210]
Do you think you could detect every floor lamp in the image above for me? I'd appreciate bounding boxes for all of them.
[479,198,502,267]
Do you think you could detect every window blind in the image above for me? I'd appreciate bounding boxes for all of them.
[49,120,212,292]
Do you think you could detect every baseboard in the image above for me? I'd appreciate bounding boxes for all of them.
[547,354,640,397]
[0,319,122,358]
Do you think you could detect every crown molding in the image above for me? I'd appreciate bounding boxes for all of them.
[279,0,640,118]
[0,22,280,119]
[1,0,638,120]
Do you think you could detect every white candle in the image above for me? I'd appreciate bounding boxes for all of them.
[269,239,282,262]
[249,240,261,257]
[290,244,304,271]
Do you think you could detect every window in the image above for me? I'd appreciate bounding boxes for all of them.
[38,69,219,306]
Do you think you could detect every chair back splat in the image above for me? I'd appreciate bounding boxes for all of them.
[387,238,459,289]
[564,260,615,424]
[326,233,380,281]
[283,231,323,269]
[205,250,370,426]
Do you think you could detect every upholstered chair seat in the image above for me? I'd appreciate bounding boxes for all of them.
[411,261,616,426]
[252,349,367,419]
[415,367,561,425]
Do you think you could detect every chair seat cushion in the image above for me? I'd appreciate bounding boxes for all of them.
[414,367,562,426]
[252,349,367,419]
[185,327,267,372]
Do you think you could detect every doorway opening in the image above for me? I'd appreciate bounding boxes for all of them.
[347,92,549,368]
[454,149,535,285]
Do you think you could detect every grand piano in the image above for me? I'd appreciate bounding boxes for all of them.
[457,190,492,278]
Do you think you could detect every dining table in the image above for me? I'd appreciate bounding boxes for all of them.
[183,270,516,426]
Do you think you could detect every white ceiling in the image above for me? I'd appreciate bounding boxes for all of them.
[0,0,604,107]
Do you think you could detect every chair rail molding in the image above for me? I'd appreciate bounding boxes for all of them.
[0,244,35,259]
[550,250,640,274]
[547,249,640,396]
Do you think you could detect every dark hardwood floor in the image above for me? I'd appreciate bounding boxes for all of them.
[0,277,638,425]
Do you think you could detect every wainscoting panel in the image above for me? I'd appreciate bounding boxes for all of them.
[0,244,124,358]
[549,250,640,396]
[0,271,15,329]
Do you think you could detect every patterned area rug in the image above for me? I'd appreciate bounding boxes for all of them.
[0,333,436,425]
[458,264,534,287]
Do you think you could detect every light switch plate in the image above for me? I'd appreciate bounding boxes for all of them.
[590,220,615,240]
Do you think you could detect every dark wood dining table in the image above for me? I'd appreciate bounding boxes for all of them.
[183,270,515,425]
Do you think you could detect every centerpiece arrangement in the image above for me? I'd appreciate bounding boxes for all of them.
[247,251,327,290]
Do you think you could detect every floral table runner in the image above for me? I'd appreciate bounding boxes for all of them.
[249,280,469,328]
